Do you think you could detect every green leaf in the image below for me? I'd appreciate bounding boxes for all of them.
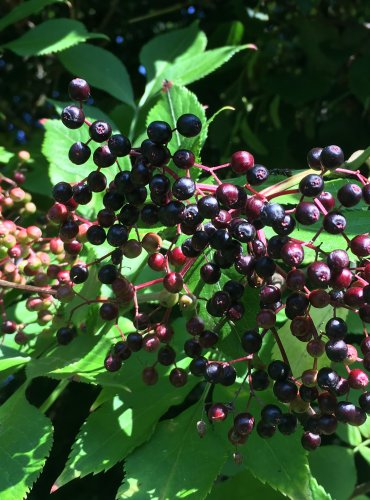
[308,478,332,500]
[207,469,285,500]
[146,85,207,177]
[0,0,64,32]
[59,43,135,107]
[3,19,108,56]
[358,445,370,465]
[140,22,255,103]
[359,416,370,439]
[336,423,362,447]
[0,146,14,163]
[56,358,198,487]
[0,389,53,499]
[309,446,356,500]
[346,146,370,170]
[116,398,227,500]
[0,345,30,374]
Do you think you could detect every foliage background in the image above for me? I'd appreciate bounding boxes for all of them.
[0,0,369,499]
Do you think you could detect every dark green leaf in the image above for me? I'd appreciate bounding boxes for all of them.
[3,19,108,56]
[0,345,30,374]
[59,43,135,107]
[0,0,64,32]
[309,446,356,500]
[207,469,285,499]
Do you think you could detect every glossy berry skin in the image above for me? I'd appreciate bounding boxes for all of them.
[163,272,183,293]
[86,225,106,245]
[348,369,369,389]
[325,339,348,362]
[157,345,176,366]
[299,174,324,197]
[301,432,321,451]
[98,264,118,284]
[234,412,255,435]
[107,224,128,247]
[173,149,195,169]
[281,242,304,267]
[56,326,76,345]
[268,360,290,381]
[87,171,107,192]
[325,317,347,340]
[70,265,88,284]
[273,379,298,403]
[359,392,370,413]
[231,150,254,174]
[278,414,297,435]
[72,183,92,205]
[307,147,322,170]
[89,121,112,143]
[108,134,131,156]
[272,214,296,236]
[327,249,349,269]
[204,362,224,383]
[104,354,122,372]
[169,368,187,387]
[69,142,91,164]
[93,145,116,168]
[208,403,228,422]
[68,78,90,101]
[317,191,335,211]
[61,105,85,129]
[320,145,344,169]
[260,203,285,226]
[261,404,282,425]
[52,182,72,203]
[251,370,269,391]
[176,114,202,137]
[317,367,340,391]
[241,330,262,354]
[323,212,347,234]
[147,120,172,144]
[307,261,331,288]
[200,263,221,284]
[337,183,362,207]
[172,177,196,200]
[246,165,269,185]
[295,202,320,225]
[257,421,276,438]
[351,234,370,257]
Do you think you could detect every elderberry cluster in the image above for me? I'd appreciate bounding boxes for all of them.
[47,78,370,459]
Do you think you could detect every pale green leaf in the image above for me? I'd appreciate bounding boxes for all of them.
[346,146,370,169]
[116,398,227,500]
[59,43,135,107]
[3,19,108,56]
[0,0,64,32]
[358,445,370,465]
[309,478,332,500]
[0,389,53,499]
[309,446,356,500]
[336,423,362,447]
[0,346,30,373]
[0,146,14,163]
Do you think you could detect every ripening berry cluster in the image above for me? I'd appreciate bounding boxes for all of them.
[15,77,370,459]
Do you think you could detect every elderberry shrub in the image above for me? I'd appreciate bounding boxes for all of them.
[5,76,370,466]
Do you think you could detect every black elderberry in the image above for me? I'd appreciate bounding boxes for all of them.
[241,330,262,354]
[246,164,269,185]
[70,265,88,284]
[107,224,129,247]
[68,78,90,101]
[87,171,107,192]
[278,414,297,435]
[118,204,140,226]
[108,134,131,156]
[197,196,220,218]
[147,120,172,144]
[189,356,208,376]
[299,174,324,197]
[61,105,85,129]
[89,120,112,142]
[176,114,202,137]
[52,181,72,203]
[72,183,92,205]
[173,149,195,169]
[172,177,196,200]
[268,360,290,381]
[69,142,91,165]
[204,362,224,383]
[103,191,125,211]
[98,264,118,284]
[93,145,116,168]
[86,225,106,245]
[320,145,344,169]
[57,326,77,345]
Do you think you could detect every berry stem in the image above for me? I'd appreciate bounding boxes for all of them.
[0,279,57,296]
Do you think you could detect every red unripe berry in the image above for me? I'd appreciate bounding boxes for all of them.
[167,247,187,266]
[208,403,229,422]
[163,272,183,293]
[148,253,166,271]
[348,369,369,389]
[142,366,158,385]
[48,203,69,223]
[231,151,254,174]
